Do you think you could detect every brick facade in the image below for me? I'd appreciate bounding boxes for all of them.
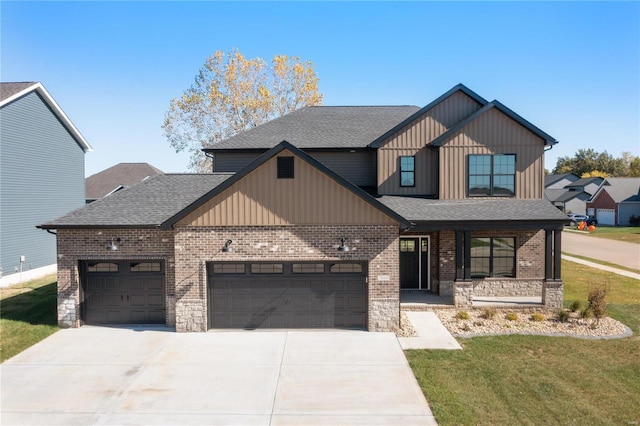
[56,228,176,327]
[174,225,399,332]
[56,225,399,332]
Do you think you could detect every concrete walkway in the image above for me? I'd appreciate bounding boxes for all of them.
[398,312,462,350]
[1,327,436,425]
[562,254,640,280]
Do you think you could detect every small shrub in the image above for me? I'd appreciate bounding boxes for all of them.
[556,309,570,323]
[629,214,640,227]
[481,307,497,320]
[590,322,599,330]
[456,310,470,320]
[530,313,545,322]
[580,307,594,319]
[588,284,609,322]
[505,312,519,321]
[570,300,581,312]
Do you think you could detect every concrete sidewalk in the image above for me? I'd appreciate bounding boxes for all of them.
[398,312,462,350]
[1,327,437,425]
[562,254,640,280]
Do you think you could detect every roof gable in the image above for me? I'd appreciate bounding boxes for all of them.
[0,82,92,152]
[545,173,579,188]
[369,84,488,148]
[430,101,558,147]
[592,177,640,203]
[167,141,409,229]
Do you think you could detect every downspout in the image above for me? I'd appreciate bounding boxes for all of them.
[46,229,57,236]
[204,152,215,172]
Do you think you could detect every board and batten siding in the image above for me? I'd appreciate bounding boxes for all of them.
[0,92,86,277]
[377,91,482,195]
[438,108,545,199]
[214,151,376,187]
[177,150,397,227]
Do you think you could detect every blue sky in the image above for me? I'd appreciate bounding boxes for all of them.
[2,1,638,176]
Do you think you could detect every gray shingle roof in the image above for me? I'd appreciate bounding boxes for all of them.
[86,163,164,200]
[600,177,640,203]
[378,196,569,223]
[40,174,232,228]
[565,177,604,188]
[0,82,37,103]
[204,106,420,150]
[545,173,578,187]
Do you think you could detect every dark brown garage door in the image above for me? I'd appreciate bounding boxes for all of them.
[81,261,165,325]
[207,262,367,329]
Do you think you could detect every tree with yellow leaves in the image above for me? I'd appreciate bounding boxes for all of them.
[163,49,323,172]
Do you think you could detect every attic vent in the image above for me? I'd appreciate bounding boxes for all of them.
[277,156,294,179]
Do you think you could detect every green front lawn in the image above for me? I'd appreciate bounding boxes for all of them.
[0,274,59,362]
[407,260,640,425]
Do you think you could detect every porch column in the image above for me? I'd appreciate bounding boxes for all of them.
[545,229,553,281]
[455,230,464,281]
[554,229,562,281]
[463,230,471,281]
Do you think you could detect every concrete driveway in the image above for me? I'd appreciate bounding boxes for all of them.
[1,327,436,425]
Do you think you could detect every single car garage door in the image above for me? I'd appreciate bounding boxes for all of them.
[597,208,616,226]
[208,261,367,329]
[81,260,165,325]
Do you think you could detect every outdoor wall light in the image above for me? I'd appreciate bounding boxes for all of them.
[222,239,233,253]
[337,237,349,252]
[107,237,121,251]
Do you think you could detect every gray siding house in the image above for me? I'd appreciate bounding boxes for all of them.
[0,82,92,286]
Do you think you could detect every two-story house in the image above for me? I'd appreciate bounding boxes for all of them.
[39,84,568,332]
[1,82,91,286]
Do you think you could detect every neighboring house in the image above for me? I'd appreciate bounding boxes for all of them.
[1,82,91,286]
[545,174,604,215]
[39,84,568,332]
[545,173,579,190]
[586,177,640,225]
[86,162,163,203]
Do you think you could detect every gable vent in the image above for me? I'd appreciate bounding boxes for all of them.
[277,156,294,179]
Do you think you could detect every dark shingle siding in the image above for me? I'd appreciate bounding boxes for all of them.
[205,106,420,150]
[41,174,233,228]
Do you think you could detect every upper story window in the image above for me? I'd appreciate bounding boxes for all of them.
[277,157,294,179]
[400,156,415,187]
[468,154,515,196]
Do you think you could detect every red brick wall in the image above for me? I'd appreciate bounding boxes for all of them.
[56,228,175,327]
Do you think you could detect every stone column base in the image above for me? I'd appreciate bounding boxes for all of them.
[543,280,564,310]
[454,281,473,308]
[369,299,399,332]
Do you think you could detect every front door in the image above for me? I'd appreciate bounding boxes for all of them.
[400,237,430,290]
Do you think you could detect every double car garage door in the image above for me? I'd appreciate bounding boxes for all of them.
[82,260,367,329]
[208,261,367,329]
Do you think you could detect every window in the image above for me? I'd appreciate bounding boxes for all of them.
[87,262,118,272]
[330,263,363,273]
[400,239,416,252]
[251,263,283,274]
[470,237,515,278]
[277,156,294,179]
[212,263,246,274]
[399,156,415,187]
[292,264,324,273]
[130,262,161,272]
[468,154,515,196]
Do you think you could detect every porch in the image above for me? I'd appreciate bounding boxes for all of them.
[400,290,544,311]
